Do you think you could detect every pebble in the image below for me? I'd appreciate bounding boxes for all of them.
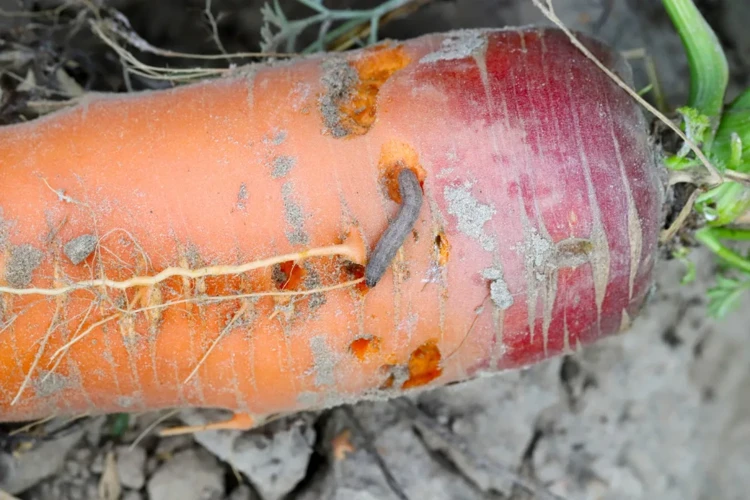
[147,448,224,500]
[226,484,258,500]
[116,446,147,489]
[180,410,315,500]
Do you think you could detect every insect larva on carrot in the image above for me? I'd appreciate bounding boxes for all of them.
[365,168,423,288]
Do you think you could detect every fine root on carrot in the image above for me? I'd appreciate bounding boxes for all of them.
[0,242,365,297]
[11,304,62,406]
[184,301,249,384]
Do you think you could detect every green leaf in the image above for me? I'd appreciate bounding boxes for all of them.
[664,155,702,171]
[676,106,712,154]
[108,413,130,437]
[695,227,750,274]
[710,87,750,172]
[663,0,728,144]
[672,247,697,284]
[706,274,750,319]
[696,181,750,226]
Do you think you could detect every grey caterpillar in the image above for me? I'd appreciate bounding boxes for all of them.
[365,168,423,288]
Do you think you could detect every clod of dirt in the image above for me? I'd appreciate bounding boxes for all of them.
[115,445,146,490]
[227,484,259,500]
[300,405,482,500]
[122,490,145,500]
[0,424,86,495]
[147,448,224,500]
[64,234,97,265]
[179,409,316,500]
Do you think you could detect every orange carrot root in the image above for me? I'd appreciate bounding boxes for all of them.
[0,27,663,425]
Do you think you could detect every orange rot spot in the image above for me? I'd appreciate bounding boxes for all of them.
[336,45,410,136]
[349,336,381,361]
[378,140,425,202]
[434,231,450,266]
[402,339,443,389]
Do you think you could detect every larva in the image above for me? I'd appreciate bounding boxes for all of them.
[365,168,423,287]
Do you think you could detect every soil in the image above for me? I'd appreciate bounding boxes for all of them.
[1,0,750,499]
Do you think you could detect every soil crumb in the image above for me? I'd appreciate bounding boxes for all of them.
[482,267,514,309]
[420,29,487,63]
[444,183,496,251]
[319,58,359,138]
[0,208,11,248]
[6,244,43,288]
[64,234,97,265]
[237,183,248,210]
[282,182,309,245]
[272,155,297,178]
[310,336,336,387]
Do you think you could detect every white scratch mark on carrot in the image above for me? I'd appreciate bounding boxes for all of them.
[474,47,527,358]
[620,308,632,332]
[489,305,506,368]
[605,94,642,302]
[565,68,609,331]
[523,36,558,357]
[493,50,544,347]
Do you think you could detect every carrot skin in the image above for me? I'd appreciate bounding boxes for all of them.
[0,27,663,422]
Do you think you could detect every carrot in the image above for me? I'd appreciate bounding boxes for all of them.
[0,27,664,431]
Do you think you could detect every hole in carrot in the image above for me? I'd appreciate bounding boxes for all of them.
[377,140,425,203]
[402,339,443,389]
[380,373,395,389]
[272,260,307,290]
[349,336,381,361]
[434,231,450,266]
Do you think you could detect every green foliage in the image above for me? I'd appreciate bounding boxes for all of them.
[663,0,750,318]
[672,247,697,284]
[662,0,728,140]
[706,274,750,319]
[259,0,410,53]
[675,106,712,156]
[108,413,130,438]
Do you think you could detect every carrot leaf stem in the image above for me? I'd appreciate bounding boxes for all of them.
[662,0,728,142]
